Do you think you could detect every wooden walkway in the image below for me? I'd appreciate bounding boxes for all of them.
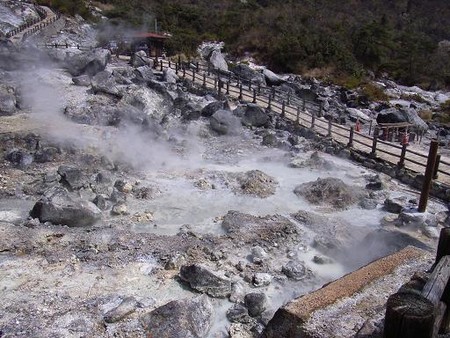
[157,60,450,186]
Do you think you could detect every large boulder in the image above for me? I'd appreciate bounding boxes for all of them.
[201,100,227,117]
[231,64,265,84]
[179,264,231,298]
[142,295,214,338]
[294,177,363,209]
[65,48,111,77]
[234,103,269,127]
[244,293,267,317]
[263,68,285,86]
[130,50,151,68]
[209,50,228,72]
[30,187,102,227]
[376,107,427,131]
[163,67,178,84]
[58,165,88,190]
[0,84,16,116]
[91,71,121,97]
[133,65,154,84]
[210,109,241,135]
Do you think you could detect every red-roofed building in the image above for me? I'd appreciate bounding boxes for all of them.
[127,32,170,57]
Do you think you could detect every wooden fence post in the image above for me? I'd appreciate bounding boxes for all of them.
[302,99,306,112]
[287,93,291,105]
[397,144,408,168]
[384,293,435,338]
[175,63,178,75]
[418,140,439,212]
[192,67,195,81]
[226,81,230,95]
[436,228,450,264]
[202,73,206,88]
[311,113,315,128]
[318,102,323,117]
[160,60,163,71]
[371,127,379,156]
[257,83,261,94]
[328,119,332,137]
[433,154,441,179]
[268,95,272,110]
[281,101,286,118]
[271,87,275,100]
[214,78,217,90]
[348,127,354,147]
[196,62,199,72]
[296,106,300,124]
[218,79,222,97]
[182,66,186,78]
[239,84,243,100]
[369,120,373,135]
[252,89,257,103]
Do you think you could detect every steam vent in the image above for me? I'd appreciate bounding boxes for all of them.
[1,1,450,337]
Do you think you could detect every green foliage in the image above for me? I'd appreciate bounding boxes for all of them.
[36,0,91,19]
[360,83,389,102]
[96,0,450,88]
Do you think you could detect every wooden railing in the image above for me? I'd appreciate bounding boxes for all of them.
[384,228,450,338]
[5,5,60,41]
[156,59,450,186]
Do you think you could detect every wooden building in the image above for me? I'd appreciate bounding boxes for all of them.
[127,32,169,57]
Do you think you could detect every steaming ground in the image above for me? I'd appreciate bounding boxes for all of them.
[0,62,447,337]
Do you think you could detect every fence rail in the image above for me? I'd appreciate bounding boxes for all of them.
[157,58,450,186]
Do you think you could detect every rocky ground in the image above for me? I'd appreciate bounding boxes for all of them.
[0,4,450,338]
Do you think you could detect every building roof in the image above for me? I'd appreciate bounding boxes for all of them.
[130,32,170,39]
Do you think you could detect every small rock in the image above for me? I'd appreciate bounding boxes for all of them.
[111,202,128,215]
[226,304,251,323]
[384,197,407,213]
[282,260,307,280]
[251,246,267,264]
[179,264,231,298]
[104,297,138,323]
[312,255,333,265]
[244,292,267,317]
[359,198,378,210]
[252,273,272,287]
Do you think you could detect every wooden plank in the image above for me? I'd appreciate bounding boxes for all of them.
[422,256,450,305]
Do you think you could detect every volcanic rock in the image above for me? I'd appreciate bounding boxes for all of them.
[142,295,214,338]
[202,100,227,117]
[235,170,277,198]
[209,50,228,72]
[244,293,267,317]
[130,50,151,68]
[91,71,121,97]
[263,68,285,86]
[0,84,16,116]
[133,65,154,84]
[58,165,87,190]
[294,177,362,209]
[234,103,269,127]
[72,75,91,86]
[29,186,102,227]
[231,64,265,85]
[282,260,307,280]
[179,264,231,298]
[210,109,241,135]
[65,48,111,77]
[103,297,138,323]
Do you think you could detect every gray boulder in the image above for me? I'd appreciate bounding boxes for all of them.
[210,109,241,135]
[383,197,407,213]
[263,68,285,86]
[281,260,307,280]
[201,100,227,117]
[65,48,111,77]
[226,304,252,323]
[0,84,16,116]
[5,149,33,169]
[231,64,265,84]
[376,107,427,131]
[142,295,214,338]
[234,103,269,127]
[29,186,102,227]
[133,65,154,84]
[294,177,362,209]
[163,67,178,84]
[91,71,121,97]
[179,264,231,298]
[209,50,228,72]
[72,75,91,86]
[130,50,151,68]
[244,293,267,317]
[58,165,87,190]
